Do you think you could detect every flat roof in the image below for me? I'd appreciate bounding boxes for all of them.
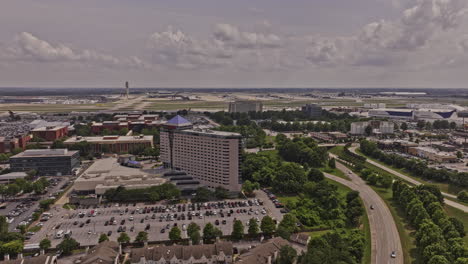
[0,172,28,180]
[31,126,67,132]
[11,149,78,158]
[64,135,153,143]
[181,129,242,138]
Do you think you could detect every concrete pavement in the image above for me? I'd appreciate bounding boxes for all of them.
[324,162,403,264]
[348,146,468,213]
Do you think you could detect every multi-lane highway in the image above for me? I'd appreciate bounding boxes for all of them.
[348,146,468,213]
[325,161,403,264]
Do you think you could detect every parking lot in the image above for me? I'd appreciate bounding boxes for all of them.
[0,177,71,232]
[28,194,284,247]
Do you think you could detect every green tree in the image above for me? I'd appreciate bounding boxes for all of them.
[248,218,260,237]
[458,190,468,203]
[401,122,408,130]
[98,234,109,243]
[242,180,259,197]
[134,231,148,243]
[203,223,222,244]
[380,175,393,189]
[214,187,229,200]
[169,226,182,242]
[364,125,372,136]
[428,255,450,264]
[328,158,336,169]
[187,222,200,238]
[276,245,297,264]
[117,232,130,244]
[193,187,212,202]
[231,220,244,240]
[260,216,276,236]
[57,237,80,255]
[0,215,8,234]
[1,240,24,255]
[6,184,20,197]
[456,151,463,159]
[307,168,324,182]
[39,238,51,251]
[277,214,297,239]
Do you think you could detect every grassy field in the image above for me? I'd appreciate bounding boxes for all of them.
[355,148,465,196]
[0,103,114,112]
[320,166,350,180]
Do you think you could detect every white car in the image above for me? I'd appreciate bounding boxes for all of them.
[391,251,396,258]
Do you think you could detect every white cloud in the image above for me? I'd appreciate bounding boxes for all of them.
[213,23,282,49]
[304,0,468,68]
[147,26,233,69]
[3,32,146,68]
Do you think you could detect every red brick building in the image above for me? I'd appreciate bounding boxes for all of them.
[32,126,68,141]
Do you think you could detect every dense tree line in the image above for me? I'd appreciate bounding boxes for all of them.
[259,120,352,133]
[361,140,468,187]
[104,183,180,202]
[393,181,467,263]
[276,135,328,168]
[0,177,48,199]
[299,230,365,264]
[215,124,266,148]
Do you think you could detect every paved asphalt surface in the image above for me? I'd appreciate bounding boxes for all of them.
[325,161,403,264]
[28,193,283,248]
[349,146,468,213]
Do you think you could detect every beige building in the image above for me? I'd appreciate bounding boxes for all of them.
[228,101,263,113]
[160,115,242,192]
[73,158,166,195]
[64,135,153,153]
[408,147,458,163]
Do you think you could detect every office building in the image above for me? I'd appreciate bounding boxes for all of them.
[301,103,322,117]
[228,101,263,113]
[9,149,80,176]
[31,126,68,141]
[130,241,233,264]
[160,116,242,192]
[64,135,153,153]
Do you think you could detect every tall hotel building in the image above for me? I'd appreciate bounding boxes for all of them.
[160,116,242,192]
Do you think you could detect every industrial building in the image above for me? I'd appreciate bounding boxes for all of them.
[9,149,80,176]
[408,147,458,163]
[31,126,68,141]
[301,103,322,117]
[228,101,263,113]
[350,121,394,135]
[73,157,167,195]
[160,116,242,193]
[64,135,153,153]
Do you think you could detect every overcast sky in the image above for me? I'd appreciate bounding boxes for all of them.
[1,0,468,88]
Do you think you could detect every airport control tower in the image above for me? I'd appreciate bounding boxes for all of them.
[125,81,129,99]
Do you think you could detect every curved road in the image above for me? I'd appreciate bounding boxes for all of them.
[348,146,468,213]
[325,162,403,264]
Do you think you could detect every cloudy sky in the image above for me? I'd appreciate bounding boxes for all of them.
[1,0,468,88]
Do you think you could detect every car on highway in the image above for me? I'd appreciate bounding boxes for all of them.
[391,251,396,258]
[370,205,374,210]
